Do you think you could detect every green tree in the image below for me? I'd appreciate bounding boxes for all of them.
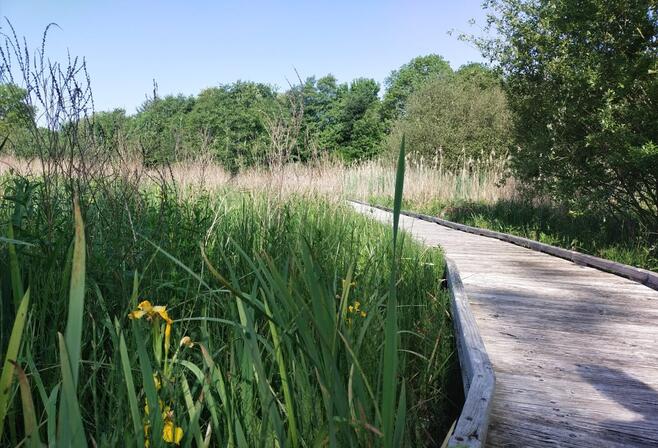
[296,75,385,161]
[297,75,341,159]
[388,64,512,168]
[382,54,453,121]
[185,81,279,172]
[0,84,35,155]
[318,78,385,161]
[90,108,129,149]
[129,94,195,166]
[478,0,658,228]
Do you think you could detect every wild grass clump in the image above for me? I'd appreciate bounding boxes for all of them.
[0,153,518,206]
[0,175,460,447]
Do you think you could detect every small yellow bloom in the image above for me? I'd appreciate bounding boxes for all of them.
[354,301,360,311]
[348,305,354,313]
[128,300,173,324]
[163,421,183,445]
[360,311,367,318]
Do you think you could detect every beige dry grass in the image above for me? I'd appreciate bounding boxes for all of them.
[0,154,517,205]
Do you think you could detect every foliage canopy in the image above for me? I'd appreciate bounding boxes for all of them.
[478,0,658,228]
[388,64,512,169]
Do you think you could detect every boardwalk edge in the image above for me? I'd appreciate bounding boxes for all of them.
[351,200,658,290]
[444,257,496,448]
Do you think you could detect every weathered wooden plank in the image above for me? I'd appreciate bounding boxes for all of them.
[444,258,495,448]
[350,201,658,447]
[351,200,657,289]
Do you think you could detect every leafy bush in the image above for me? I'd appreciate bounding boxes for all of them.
[387,64,513,168]
[478,0,658,230]
[382,54,453,122]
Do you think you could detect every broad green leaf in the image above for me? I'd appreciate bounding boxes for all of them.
[11,361,41,448]
[57,333,87,448]
[64,199,86,387]
[119,332,145,447]
[0,289,29,440]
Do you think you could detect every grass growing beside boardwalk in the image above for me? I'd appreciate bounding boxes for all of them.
[368,196,657,272]
[0,179,461,447]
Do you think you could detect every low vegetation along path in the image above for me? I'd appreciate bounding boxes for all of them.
[351,202,658,448]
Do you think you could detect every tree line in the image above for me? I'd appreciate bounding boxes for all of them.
[0,53,509,172]
[1,0,656,231]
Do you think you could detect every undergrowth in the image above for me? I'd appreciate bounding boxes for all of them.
[0,178,461,447]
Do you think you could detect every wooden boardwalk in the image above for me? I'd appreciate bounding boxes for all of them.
[352,203,658,447]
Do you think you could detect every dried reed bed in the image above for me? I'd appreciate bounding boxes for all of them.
[169,157,517,205]
[0,154,517,205]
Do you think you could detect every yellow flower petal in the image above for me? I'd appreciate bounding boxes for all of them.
[138,300,154,312]
[163,421,184,444]
[129,309,146,320]
[153,306,173,324]
[162,421,174,443]
[348,305,354,313]
[360,311,367,318]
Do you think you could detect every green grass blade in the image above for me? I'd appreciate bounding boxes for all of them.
[57,332,88,448]
[0,237,34,247]
[263,295,299,448]
[392,134,406,249]
[0,289,29,440]
[178,360,222,445]
[393,381,406,447]
[46,385,59,447]
[198,343,235,446]
[119,332,145,447]
[133,323,163,447]
[382,136,405,446]
[25,351,50,430]
[180,375,204,448]
[64,199,86,387]
[11,361,41,448]
[7,223,24,311]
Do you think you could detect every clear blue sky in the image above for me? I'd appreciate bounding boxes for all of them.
[0,0,487,114]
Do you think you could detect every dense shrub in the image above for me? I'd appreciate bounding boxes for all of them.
[478,0,658,229]
[387,64,512,168]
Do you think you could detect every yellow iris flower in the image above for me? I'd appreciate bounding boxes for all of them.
[345,300,367,323]
[163,421,184,444]
[129,300,173,324]
[129,300,174,358]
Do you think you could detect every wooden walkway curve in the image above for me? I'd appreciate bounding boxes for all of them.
[351,203,658,448]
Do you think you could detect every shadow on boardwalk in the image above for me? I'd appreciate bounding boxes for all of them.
[578,365,658,445]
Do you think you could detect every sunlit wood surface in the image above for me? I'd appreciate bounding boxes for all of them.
[352,203,658,448]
